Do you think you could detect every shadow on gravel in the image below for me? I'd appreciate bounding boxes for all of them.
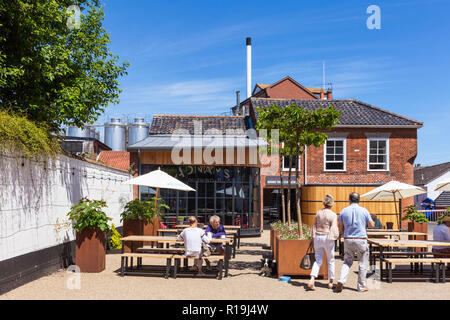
[229,260,261,271]
[236,249,268,256]
[239,242,265,248]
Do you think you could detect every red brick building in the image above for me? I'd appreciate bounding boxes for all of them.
[233,91,423,230]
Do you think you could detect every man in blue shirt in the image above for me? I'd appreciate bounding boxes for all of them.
[336,192,374,293]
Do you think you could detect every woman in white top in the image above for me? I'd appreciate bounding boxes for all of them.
[308,194,339,290]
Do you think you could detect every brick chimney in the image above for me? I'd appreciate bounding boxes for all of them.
[326,91,332,100]
[320,92,324,100]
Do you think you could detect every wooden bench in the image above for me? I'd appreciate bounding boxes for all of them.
[136,246,185,253]
[371,251,450,272]
[172,255,225,280]
[384,258,445,283]
[120,253,174,279]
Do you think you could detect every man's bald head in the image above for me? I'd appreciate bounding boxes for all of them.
[349,192,360,203]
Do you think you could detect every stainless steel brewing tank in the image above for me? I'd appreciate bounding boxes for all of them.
[128,118,149,146]
[104,118,126,151]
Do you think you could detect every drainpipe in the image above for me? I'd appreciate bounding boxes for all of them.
[304,146,307,185]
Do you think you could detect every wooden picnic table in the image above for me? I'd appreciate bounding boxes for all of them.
[120,236,233,277]
[367,228,401,232]
[337,231,428,257]
[368,239,450,281]
[157,228,239,258]
[366,231,427,239]
[175,224,242,248]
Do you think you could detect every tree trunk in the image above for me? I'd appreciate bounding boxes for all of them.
[287,156,293,226]
[295,144,304,239]
[279,155,286,224]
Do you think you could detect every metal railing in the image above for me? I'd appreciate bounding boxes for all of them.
[417,209,447,222]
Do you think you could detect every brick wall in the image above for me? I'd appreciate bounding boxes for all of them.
[261,127,418,225]
[266,79,317,99]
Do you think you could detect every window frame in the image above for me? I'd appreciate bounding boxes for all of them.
[281,142,301,172]
[323,137,347,172]
[367,137,390,171]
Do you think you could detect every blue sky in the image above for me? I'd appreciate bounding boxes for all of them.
[96,0,450,166]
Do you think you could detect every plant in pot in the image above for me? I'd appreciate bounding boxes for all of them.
[67,198,111,273]
[401,205,428,240]
[437,207,450,225]
[120,198,169,252]
[275,222,328,279]
[177,216,185,226]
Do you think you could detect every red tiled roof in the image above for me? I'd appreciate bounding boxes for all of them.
[98,151,131,172]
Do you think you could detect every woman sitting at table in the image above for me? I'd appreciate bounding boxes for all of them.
[205,215,226,255]
[177,216,210,275]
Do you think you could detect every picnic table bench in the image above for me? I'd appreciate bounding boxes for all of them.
[385,258,450,283]
[368,239,450,282]
[120,236,232,279]
[158,227,239,258]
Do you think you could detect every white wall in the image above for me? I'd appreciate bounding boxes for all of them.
[425,170,450,201]
[0,152,133,262]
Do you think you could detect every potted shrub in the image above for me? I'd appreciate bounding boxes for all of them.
[120,198,169,252]
[275,223,328,279]
[67,198,111,273]
[401,205,428,240]
[437,208,450,225]
[177,216,185,226]
[107,223,122,254]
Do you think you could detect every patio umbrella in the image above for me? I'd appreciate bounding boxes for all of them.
[361,181,426,230]
[216,186,245,198]
[435,179,450,192]
[123,169,196,214]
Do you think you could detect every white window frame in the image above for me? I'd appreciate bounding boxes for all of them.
[281,142,301,172]
[323,137,346,172]
[367,137,389,171]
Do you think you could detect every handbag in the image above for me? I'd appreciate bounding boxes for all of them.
[299,241,316,270]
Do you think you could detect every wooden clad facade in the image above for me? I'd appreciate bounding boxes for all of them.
[141,150,260,167]
[301,185,400,229]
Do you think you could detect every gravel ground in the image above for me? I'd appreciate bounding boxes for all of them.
[1,227,450,300]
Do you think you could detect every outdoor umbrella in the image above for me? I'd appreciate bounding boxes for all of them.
[435,179,450,192]
[123,169,196,214]
[216,186,245,198]
[361,181,426,230]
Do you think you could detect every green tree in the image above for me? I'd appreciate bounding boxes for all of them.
[0,0,129,131]
[257,103,341,238]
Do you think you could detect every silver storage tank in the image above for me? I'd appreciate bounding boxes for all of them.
[128,118,149,146]
[67,126,87,137]
[104,118,126,151]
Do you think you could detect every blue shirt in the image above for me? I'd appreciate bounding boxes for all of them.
[205,224,226,238]
[338,203,373,238]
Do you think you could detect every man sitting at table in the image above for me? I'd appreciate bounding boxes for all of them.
[433,215,450,253]
[177,216,210,275]
[205,215,227,255]
[371,214,383,229]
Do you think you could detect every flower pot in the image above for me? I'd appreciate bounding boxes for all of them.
[276,236,328,279]
[407,222,428,239]
[75,228,106,273]
[386,222,394,230]
[123,218,161,252]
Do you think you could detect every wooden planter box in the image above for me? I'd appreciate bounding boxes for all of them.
[271,229,280,259]
[123,217,160,252]
[407,221,428,239]
[276,236,328,279]
[75,228,106,273]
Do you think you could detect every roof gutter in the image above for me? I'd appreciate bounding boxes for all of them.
[334,124,423,129]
